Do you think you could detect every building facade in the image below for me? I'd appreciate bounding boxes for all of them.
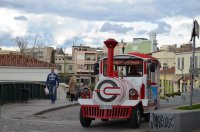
[124,32,158,54]
[0,54,58,81]
[24,46,53,62]
[152,51,175,70]
[55,48,75,75]
[72,45,102,84]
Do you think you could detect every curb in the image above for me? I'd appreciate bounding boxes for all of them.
[34,103,79,115]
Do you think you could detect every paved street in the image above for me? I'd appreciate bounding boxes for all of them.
[0,99,191,132]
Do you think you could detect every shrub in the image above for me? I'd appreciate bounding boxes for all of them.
[160,95,165,99]
[171,91,181,97]
[89,83,96,91]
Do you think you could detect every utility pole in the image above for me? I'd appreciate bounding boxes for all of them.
[190,19,199,108]
[191,35,195,108]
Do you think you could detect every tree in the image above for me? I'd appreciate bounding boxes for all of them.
[14,36,28,54]
[50,49,56,64]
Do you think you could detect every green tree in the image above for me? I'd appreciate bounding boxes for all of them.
[50,49,55,64]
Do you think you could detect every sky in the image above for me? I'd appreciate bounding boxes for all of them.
[0,0,200,54]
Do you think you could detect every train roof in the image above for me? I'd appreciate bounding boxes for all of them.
[128,52,157,60]
[100,52,157,60]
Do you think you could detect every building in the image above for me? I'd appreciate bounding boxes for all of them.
[0,54,58,81]
[124,32,158,54]
[152,51,175,70]
[24,46,53,62]
[174,44,200,75]
[72,44,101,84]
[55,48,75,75]
[103,40,126,55]
[160,44,177,52]
[0,48,19,54]
[159,67,182,95]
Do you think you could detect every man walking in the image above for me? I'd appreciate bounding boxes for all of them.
[46,68,59,104]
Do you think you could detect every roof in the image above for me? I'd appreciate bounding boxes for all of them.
[160,67,175,74]
[0,54,58,68]
[128,52,158,60]
[57,48,65,55]
[172,75,182,81]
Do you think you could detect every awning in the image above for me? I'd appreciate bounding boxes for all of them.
[172,75,183,81]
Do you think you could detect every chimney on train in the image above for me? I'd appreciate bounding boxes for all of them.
[104,38,118,77]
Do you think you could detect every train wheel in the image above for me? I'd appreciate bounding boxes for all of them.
[80,108,92,127]
[144,113,150,122]
[128,106,141,128]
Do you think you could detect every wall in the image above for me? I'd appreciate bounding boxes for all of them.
[152,51,175,69]
[175,50,200,74]
[125,40,152,54]
[150,109,200,132]
[0,67,55,81]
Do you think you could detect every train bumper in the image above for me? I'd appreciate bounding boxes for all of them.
[78,99,144,119]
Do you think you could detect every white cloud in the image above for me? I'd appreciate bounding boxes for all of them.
[0,8,28,37]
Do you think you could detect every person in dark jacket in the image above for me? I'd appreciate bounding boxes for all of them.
[46,68,59,104]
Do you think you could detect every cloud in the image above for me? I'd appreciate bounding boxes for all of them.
[0,33,14,46]
[14,15,28,21]
[151,21,171,34]
[100,22,133,33]
[0,1,200,52]
[137,30,148,35]
[0,0,199,22]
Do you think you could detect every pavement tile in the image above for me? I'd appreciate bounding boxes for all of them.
[0,99,79,119]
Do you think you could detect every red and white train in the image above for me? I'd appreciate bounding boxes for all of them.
[78,38,160,128]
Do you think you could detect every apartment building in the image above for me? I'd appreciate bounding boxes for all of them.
[24,46,53,62]
[55,48,75,75]
[103,40,126,55]
[124,32,158,54]
[72,44,103,84]
[152,51,175,70]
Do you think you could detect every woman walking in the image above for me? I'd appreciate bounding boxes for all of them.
[68,75,76,101]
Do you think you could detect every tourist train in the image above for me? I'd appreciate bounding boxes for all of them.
[78,38,160,128]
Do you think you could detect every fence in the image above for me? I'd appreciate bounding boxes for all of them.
[0,81,47,105]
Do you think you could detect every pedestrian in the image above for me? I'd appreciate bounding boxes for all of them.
[68,75,76,101]
[46,67,59,104]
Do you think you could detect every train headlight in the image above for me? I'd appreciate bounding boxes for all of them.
[129,89,137,96]
[129,89,138,100]
[83,88,90,94]
[81,88,91,99]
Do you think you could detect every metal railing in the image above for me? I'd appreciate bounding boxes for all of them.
[0,81,48,105]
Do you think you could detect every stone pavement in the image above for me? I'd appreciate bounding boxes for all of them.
[0,99,79,119]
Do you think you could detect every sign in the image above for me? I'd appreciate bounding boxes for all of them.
[104,59,143,65]
[100,105,112,110]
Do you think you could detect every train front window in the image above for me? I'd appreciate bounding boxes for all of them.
[103,59,143,77]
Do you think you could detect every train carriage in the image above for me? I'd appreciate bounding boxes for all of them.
[78,38,160,128]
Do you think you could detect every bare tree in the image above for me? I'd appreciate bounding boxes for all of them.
[14,36,28,54]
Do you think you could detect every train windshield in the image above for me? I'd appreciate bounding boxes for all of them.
[103,59,143,77]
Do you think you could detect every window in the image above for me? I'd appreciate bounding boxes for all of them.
[177,58,180,69]
[190,56,198,69]
[103,59,143,77]
[195,56,198,69]
[181,57,184,69]
[68,65,73,71]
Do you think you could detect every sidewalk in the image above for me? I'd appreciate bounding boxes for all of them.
[0,99,79,119]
